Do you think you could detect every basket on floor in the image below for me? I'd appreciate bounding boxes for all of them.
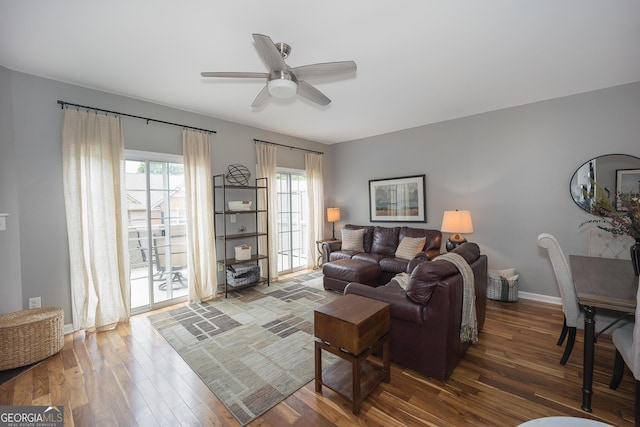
[0,307,64,370]
[487,269,519,302]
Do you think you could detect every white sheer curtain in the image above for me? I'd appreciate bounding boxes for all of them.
[62,109,130,332]
[305,153,324,269]
[256,143,279,281]
[183,130,217,303]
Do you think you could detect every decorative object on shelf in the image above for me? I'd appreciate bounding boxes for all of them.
[369,174,426,222]
[327,207,340,240]
[581,181,640,275]
[441,210,474,252]
[228,200,252,211]
[225,164,251,186]
[226,264,260,287]
[234,245,251,261]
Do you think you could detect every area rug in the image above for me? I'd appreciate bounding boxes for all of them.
[148,270,340,425]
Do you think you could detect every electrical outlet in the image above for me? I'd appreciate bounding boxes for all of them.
[230,214,236,224]
[217,263,224,272]
[29,297,41,309]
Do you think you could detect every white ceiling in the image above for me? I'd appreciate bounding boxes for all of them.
[1,1,639,144]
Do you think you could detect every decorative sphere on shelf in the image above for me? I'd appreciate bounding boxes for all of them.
[225,164,251,186]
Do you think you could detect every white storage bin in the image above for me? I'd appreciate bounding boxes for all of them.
[487,268,519,302]
[228,201,252,211]
[234,245,251,260]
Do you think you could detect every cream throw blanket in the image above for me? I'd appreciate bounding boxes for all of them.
[437,252,478,343]
[392,272,411,290]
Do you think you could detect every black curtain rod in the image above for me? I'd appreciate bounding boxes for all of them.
[57,100,217,134]
[253,138,323,155]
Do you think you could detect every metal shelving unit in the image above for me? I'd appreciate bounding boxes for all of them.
[213,174,269,297]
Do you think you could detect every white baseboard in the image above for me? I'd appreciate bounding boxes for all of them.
[64,323,75,335]
[517,291,561,305]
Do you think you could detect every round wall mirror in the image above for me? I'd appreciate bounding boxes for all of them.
[570,154,640,212]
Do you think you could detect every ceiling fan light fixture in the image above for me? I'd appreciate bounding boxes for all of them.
[267,79,298,98]
[201,33,355,106]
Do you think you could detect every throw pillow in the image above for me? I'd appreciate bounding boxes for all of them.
[341,228,365,252]
[395,236,426,260]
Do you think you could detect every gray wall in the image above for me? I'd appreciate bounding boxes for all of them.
[0,66,23,313]
[0,68,329,322]
[330,81,640,298]
[3,64,638,321]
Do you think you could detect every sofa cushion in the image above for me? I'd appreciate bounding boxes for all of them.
[395,236,426,260]
[405,242,481,305]
[407,253,430,273]
[353,252,386,264]
[344,224,374,253]
[341,228,365,252]
[328,251,356,262]
[400,227,442,254]
[379,257,410,274]
[371,226,400,256]
[430,243,480,276]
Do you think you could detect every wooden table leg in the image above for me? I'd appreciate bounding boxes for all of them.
[352,356,361,415]
[382,334,390,383]
[582,305,596,412]
[315,340,322,392]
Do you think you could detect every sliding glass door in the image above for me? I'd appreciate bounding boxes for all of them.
[125,151,188,313]
[276,170,309,274]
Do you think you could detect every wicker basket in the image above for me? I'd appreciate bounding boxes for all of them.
[226,265,260,287]
[487,269,519,302]
[0,307,64,370]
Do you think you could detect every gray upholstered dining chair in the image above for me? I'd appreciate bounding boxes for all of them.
[609,276,640,425]
[538,233,583,365]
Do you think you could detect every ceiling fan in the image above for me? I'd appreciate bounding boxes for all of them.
[201,33,357,107]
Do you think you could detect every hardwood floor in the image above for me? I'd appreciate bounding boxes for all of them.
[0,297,635,426]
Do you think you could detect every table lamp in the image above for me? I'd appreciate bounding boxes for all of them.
[441,210,473,252]
[327,207,340,240]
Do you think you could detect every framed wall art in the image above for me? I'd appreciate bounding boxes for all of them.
[369,174,426,222]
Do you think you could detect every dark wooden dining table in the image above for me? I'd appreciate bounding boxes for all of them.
[569,255,638,412]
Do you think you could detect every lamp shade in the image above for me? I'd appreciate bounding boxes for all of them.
[327,207,341,223]
[441,210,474,234]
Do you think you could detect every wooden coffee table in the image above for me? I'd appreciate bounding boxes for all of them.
[314,294,390,415]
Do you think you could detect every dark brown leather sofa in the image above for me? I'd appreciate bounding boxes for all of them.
[344,242,488,381]
[322,224,442,291]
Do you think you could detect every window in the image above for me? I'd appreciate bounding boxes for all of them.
[125,150,188,312]
[276,169,308,273]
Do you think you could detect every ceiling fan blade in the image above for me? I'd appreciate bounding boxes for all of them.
[201,72,268,78]
[252,33,288,71]
[297,81,331,106]
[292,61,357,81]
[251,85,271,108]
